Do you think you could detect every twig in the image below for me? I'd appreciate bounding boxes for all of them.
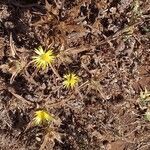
[9,32,16,57]
[8,89,34,105]
[50,64,61,79]
[45,95,75,108]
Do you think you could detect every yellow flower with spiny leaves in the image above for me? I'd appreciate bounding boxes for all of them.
[63,73,80,89]
[32,46,55,70]
[33,110,54,125]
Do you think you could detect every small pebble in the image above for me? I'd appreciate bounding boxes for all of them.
[36,137,41,142]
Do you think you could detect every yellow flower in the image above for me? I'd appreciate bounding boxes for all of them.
[63,73,79,89]
[32,46,55,70]
[33,110,54,125]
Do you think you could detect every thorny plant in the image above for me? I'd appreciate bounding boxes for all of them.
[63,73,80,89]
[33,110,54,126]
[32,46,56,70]
[0,57,27,84]
[145,110,150,121]
[132,0,141,16]
[31,109,61,150]
[32,46,61,79]
[140,88,150,102]
[39,127,62,150]
[0,1,149,149]
[0,33,29,84]
[137,88,150,121]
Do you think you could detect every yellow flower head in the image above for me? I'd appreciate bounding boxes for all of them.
[32,46,55,70]
[63,73,79,89]
[33,110,54,125]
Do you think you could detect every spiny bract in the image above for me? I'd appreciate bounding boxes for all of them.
[63,73,79,89]
[32,46,55,70]
[140,88,150,101]
[33,110,54,125]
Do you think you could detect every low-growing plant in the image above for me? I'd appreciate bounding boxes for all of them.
[39,127,62,150]
[63,73,80,89]
[145,110,150,121]
[32,46,56,70]
[33,110,54,126]
[140,88,150,102]
[132,0,140,16]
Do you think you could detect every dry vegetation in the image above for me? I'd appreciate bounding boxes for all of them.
[0,0,150,149]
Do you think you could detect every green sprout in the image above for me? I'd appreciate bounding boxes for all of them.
[140,88,150,102]
[32,46,56,70]
[145,110,150,121]
[63,73,80,89]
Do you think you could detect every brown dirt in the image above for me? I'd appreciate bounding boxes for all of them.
[0,0,150,150]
